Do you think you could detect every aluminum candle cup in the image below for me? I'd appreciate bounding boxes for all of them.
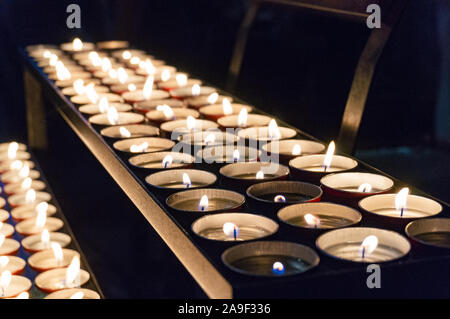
[195,146,260,172]
[246,181,322,214]
[221,241,319,277]
[135,66,177,78]
[122,90,170,104]
[28,248,80,272]
[97,40,129,50]
[160,119,219,140]
[324,180,389,208]
[35,268,90,293]
[405,218,450,251]
[166,189,245,214]
[22,232,71,253]
[112,137,175,154]
[146,169,217,193]
[60,41,95,52]
[0,142,27,152]
[0,276,32,299]
[289,155,358,184]
[15,217,64,236]
[88,112,145,126]
[170,86,216,100]
[0,169,39,184]
[134,98,185,114]
[112,49,146,59]
[277,202,362,239]
[0,238,20,255]
[199,103,253,121]
[71,93,122,105]
[177,131,238,155]
[145,108,199,126]
[11,204,57,221]
[102,75,146,87]
[358,194,443,229]
[8,191,51,207]
[158,78,202,91]
[237,126,297,143]
[79,102,132,115]
[0,256,26,275]
[316,227,411,263]
[100,124,159,140]
[45,288,100,299]
[218,114,272,129]
[4,179,46,195]
[219,162,289,192]
[61,85,109,97]
[129,152,194,171]
[262,139,326,164]
[192,213,279,242]
[0,160,34,174]
[0,151,31,163]
[48,71,91,81]
[185,94,232,109]
[110,82,145,95]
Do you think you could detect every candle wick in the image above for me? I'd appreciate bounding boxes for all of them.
[362,247,365,259]
[233,228,237,240]
[400,208,404,217]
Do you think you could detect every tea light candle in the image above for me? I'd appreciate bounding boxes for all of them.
[45,288,100,299]
[79,101,132,115]
[219,162,289,191]
[102,74,145,87]
[166,188,245,213]
[15,213,64,236]
[71,93,122,105]
[35,256,90,293]
[178,131,238,150]
[358,188,443,226]
[21,230,71,253]
[48,70,91,82]
[406,218,450,250]
[157,77,203,91]
[60,38,95,52]
[221,241,319,277]
[262,139,326,164]
[199,100,253,121]
[316,227,411,263]
[237,119,297,142]
[0,142,27,153]
[8,190,51,207]
[128,152,194,171]
[0,159,34,174]
[159,118,219,140]
[170,85,216,100]
[61,83,109,97]
[97,40,129,50]
[0,256,26,275]
[0,149,31,163]
[0,271,32,299]
[11,202,57,221]
[88,110,145,126]
[145,169,217,191]
[0,222,15,238]
[110,82,145,95]
[28,245,80,272]
[112,137,175,154]
[100,124,159,139]
[112,49,146,60]
[0,168,40,184]
[195,146,260,165]
[145,107,199,126]
[217,113,272,129]
[278,202,361,231]
[0,235,20,255]
[185,93,232,109]
[121,76,170,103]
[133,98,185,114]
[192,213,278,242]
[4,176,44,196]
[246,181,323,213]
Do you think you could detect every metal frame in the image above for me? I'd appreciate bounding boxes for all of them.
[227,0,409,154]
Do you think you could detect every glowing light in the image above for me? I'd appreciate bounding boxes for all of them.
[292,144,302,156]
[129,142,149,153]
[395,187,409,217]
[25,189,36,204]
[41,229,50,249]
[56,64,71,81]
[101,57,112,72]
[49,54,58,67]
[255,170,264,179]
[359,235,378,259]
[119,127,131,138]
[70,292,85,299]
[10,160,23,171]
[161,70,171,82]
[88,51,102,67]
[143,59,155,75]
[157,105,175,120]
[207,93,219,104]
[7,142,19,160]
[0,256,9,269]
[162,155,173,168]
[0,234,4,248]
[182,173,192,188]
[191,84,201,96]
[268,119,281,140]
[73,79,85,95]
[322,141,335,171]
[223,222,239,240]
[107,106,120,125]
[21,177,32,191]
[72,38,83,51]
[0,270,12,295]
[65,256,80,288]
[232,149,240,162]
[108,69,118,79]
[117,67,128,84]
[358,183,372,193]
[51,242,63,266]
[304,213,321,228]
[130,56,141,65]
[176,74,188,87]
[35,206,47,229]
[43,50,52,59]
[222,98,233,115]
[15,292,29,299]
[143,75,154,100]
[272,262,285,275]
[85,83,99,104]
[238,108,248,127]
[204,133,216,146]
[18,165,30,179]
[274,195,286,203]
[36,202,49,216]
[198,195,209,211]
[122,51,131,60]
[127,83,136,92]
[186,116,196,131]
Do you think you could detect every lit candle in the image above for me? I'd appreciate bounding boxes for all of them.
[28,243,80,272]
[0,270,31,299]
[223,222,239,240]
[145,169,217,191]
[0,234,20,255]
[15,209,63,236]
[21,229,71,253]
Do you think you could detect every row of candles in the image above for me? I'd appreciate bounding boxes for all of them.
[25,39,448,278]
[0,142,100,298]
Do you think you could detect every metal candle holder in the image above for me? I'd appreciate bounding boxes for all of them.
[262,139,325,164]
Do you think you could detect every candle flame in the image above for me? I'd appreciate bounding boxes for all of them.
[65,256,80,287]
[72,38,83,51]
[255,170,264,179]
[143,59,155,74]
[232,149,240,162]
[186,116,196,131]
[36,202,49,216]
[292,144,302,156]
[73,79,85,95]
[18,165,30,178]
[50,243,63,267]
[358,235,378,259]
[101,57,112,72]
[107,106,120,125]
[162,155,173,168]
[15,292,29,299]
[25,189,36,204]
[182,173,192,188]
[7,142,18,160]
[272,262,285,274]
[176,74,188,87]
[130,142,149,153]
[43,50,52,59]
[0,270,12,293]
[161,70,171,82]
[222,98,233,115]
[304,213,321,228]
[41,229,50,247]
[49,54,58,67]
[21,177,32,190]
[191,84,201,96]
[0,256,8,268]
[35,206,47,229]
[274,195,286,202]
[395,187,409,217]
[10,160,23,171]
[204,133,216,146]
[198,195,209,211]
[322,141,335,171]
[127,83,136,92]
[56,64,71,81]
[85,83,99,104]
[88,51,102,67]
[143,75,154,100]
[223,222,239,239]
[122,51,131,60]
[0,234,4,248]
[268,119,281,140]
[238,108,248,127]
[130,56,141,65]
[119,127,131,138]
[98,97,109,113]
[70,291,85,299]
[117,67,128,84]
[157,104,175,119]
[358,183,372,193]
[108,69,118,79]
[207,93,219,104]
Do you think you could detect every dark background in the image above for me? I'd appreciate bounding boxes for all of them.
[0,0,448,298]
